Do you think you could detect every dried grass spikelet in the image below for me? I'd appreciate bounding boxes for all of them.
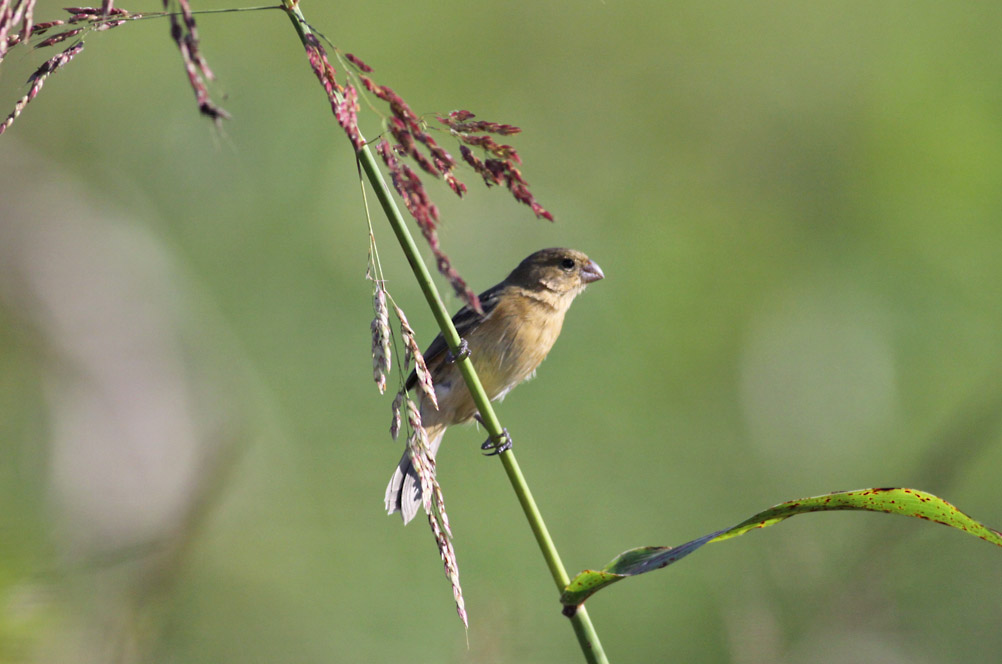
[343,52,372,73]
[163,0,228,122]
[392,302,438,410]
[375,139,481,313]
[1,6,146,135]
[428,503,467,628]
[404,399,434,514]
[1,40,83,136]
[301,32,363,150]
[441,110,553,221]
[402,395,466,628]
[370,282,391,394]
[0,0,35,63]
[389,389,404,439]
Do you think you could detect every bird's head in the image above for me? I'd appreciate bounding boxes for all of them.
[506,248,604,300]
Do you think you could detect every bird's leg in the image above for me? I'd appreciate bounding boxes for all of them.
[474,413,513,455]
[481,427,513,456]
[445,338,471,364]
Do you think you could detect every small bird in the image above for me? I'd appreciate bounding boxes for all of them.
[385,247,604,524]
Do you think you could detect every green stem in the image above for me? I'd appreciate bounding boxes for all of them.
[280,3,608,662]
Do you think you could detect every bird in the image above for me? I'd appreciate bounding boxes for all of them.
[385,247,605,524]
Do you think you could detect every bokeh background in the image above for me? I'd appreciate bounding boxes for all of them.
[3,1,1002,662]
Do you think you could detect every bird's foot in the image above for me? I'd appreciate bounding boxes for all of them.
[481,428,513,456]
[445,338,471,364]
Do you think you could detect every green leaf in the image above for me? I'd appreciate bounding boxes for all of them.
[560,488,1002,610]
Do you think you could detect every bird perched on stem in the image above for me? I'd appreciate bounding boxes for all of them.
[385,247,605,524]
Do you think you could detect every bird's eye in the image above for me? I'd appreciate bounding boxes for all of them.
[560,258,576,271]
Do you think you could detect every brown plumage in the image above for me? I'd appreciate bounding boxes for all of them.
[385,248,604,524]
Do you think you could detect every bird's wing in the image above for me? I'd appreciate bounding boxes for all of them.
[405,283,505,391]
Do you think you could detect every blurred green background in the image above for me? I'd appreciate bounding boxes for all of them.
[3,1,1002,662]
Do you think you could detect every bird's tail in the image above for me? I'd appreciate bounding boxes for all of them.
[384,423,446,525]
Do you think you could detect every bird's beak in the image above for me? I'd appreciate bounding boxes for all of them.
[581,259,605,284]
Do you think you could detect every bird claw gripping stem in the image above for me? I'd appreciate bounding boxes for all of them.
[445,338,471,364]
[481,428,513,456]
